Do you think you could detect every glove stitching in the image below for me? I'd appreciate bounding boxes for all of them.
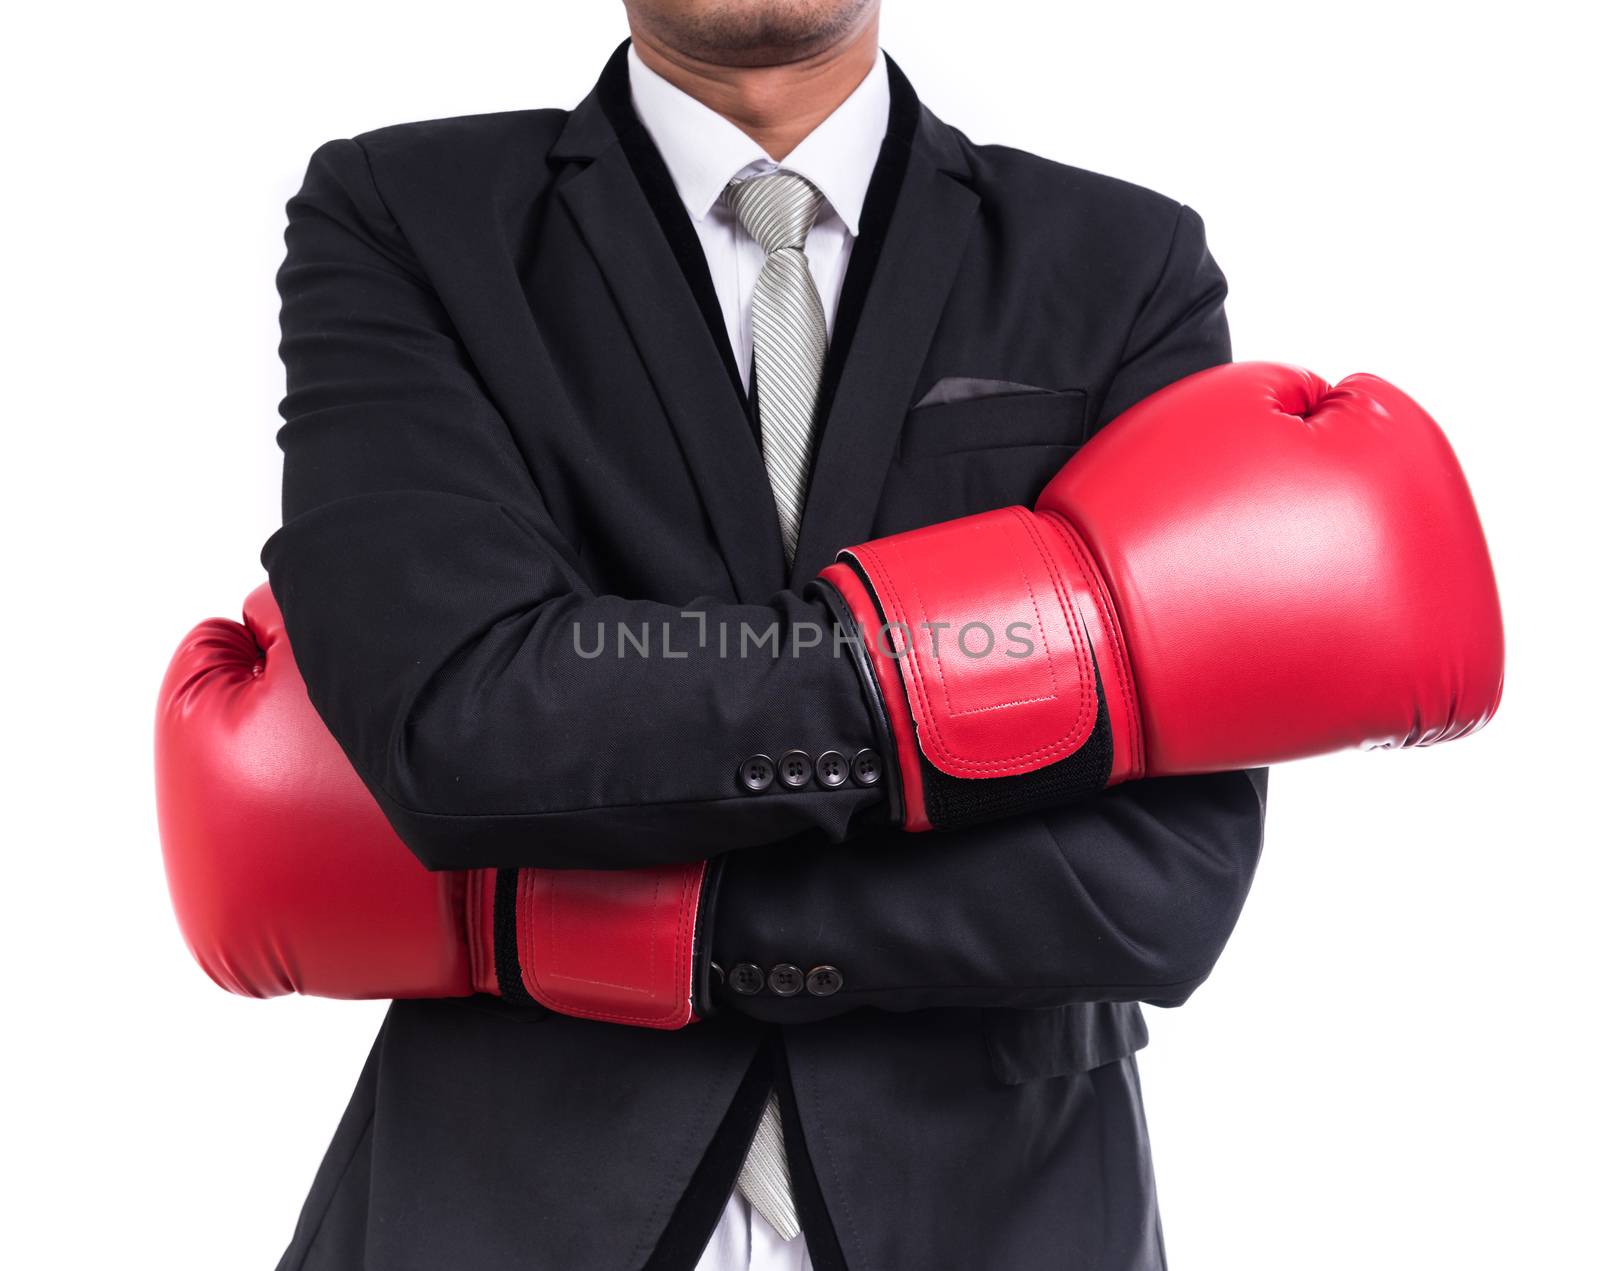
[530,872,663,996]
[855,511,1095,773]
[1038,509,1145,776]
[518,869,696,1026]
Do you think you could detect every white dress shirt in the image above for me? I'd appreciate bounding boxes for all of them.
[628,44,889,391]
[627,43,890,1271]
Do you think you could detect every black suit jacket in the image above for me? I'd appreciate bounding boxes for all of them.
[265,43,1267,1271]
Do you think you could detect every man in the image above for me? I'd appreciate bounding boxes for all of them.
[266,2,1267,1267]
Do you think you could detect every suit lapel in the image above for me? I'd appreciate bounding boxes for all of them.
[789,91,979,583]
[552,54,784,602]
[550,47,979,597]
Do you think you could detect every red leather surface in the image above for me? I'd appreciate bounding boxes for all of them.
[840,507,1100,779]
[521,864,704,1029]
[1037,512,1144,784]
[833,362,1502,817]
[156,584,472,999]
[1039,363,1504,773]
[824,504,1143,826]
[156,584,703,1028]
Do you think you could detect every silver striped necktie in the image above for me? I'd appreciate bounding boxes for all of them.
[735,1091,800,1241]
[725,171,828,566]
[720,170,824,1243]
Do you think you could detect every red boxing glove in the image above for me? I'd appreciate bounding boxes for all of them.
[158,365,1504,1008]
[817,363,1504,831]
[156,585,707,1028]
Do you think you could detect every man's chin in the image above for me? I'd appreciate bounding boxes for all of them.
[628,0,876,67]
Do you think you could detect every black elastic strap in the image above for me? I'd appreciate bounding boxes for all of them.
[919,663,1114,830]
[492,868,535,1005]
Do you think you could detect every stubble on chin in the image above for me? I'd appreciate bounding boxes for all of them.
[633,0,877,67]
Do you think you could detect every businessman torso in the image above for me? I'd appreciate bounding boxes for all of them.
[272,42,1264,1271]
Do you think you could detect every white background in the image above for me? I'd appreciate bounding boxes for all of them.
[3,2,1595,1267]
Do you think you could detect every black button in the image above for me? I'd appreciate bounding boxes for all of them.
[738,755,775,793]
[776,750,813,789]
[806,965,843,997]
[728,962,766,995]
[815,750,849,788]
[850,748,883,787]
[768,963,804,996]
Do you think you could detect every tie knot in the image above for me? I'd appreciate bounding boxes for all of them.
[725,171,824,255]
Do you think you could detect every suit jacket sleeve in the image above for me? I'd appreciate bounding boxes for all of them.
[262,138,884,871]
[711,206,1270,1015]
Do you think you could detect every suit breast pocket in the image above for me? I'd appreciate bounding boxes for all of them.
[877,388,1087,530]
[898,386,1087,459]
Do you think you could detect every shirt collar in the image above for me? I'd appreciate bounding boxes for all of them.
[627,44,890,237]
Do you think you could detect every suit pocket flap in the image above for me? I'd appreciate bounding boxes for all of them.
[900,388,1087,459]
[983,1003,1150,1085]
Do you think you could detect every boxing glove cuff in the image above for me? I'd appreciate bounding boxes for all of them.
[487,862,710,1029]
[157,585,712,1029]
[817,506,1141,832]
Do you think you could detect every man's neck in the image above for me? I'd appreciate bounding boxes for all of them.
[627,16,879,161]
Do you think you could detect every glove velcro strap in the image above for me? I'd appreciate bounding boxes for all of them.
[918,675,1112,831]
[488,863,706,1029]
[827,505,1137,830]
[841,506,1099,776]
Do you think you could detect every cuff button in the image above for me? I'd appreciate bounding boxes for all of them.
[815,750,848,788]
[768,963,804,996]
[850,749,883,787]
[777,750,813,789]
[728,962,766,995]
[805,966,843,997]
[738,755,776,793]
